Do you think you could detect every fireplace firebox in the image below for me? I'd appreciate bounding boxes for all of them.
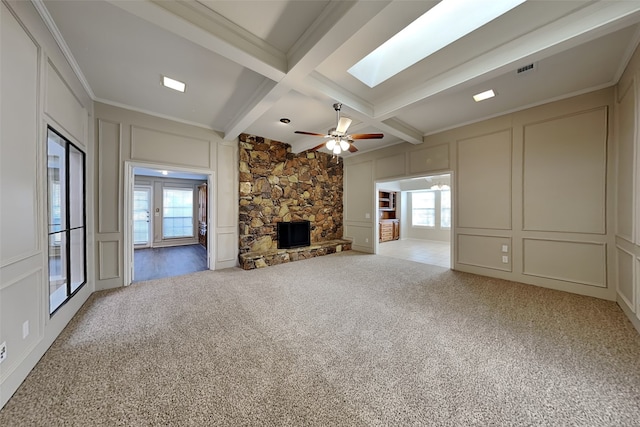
[277,221,311,249]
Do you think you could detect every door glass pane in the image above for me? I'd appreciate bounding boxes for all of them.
[47,132,66,234]
[133,188,150,245]
[49,231,67,313]
[69,144,84,229]
[70,228,85,293]
[163,188,193,238]
[47,127,87,315]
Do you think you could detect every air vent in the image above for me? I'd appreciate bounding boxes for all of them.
[516,63,535,75]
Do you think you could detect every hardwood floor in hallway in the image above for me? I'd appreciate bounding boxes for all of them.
[134,244,208,282]
[377,238,450,268]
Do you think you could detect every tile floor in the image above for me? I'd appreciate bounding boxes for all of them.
[377,238,451,268]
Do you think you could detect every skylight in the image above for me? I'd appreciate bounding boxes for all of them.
[348,0,526,88]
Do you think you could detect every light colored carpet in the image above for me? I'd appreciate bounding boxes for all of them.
[1,251,639,426]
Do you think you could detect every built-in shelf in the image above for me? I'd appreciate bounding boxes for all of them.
[379,190,399,241]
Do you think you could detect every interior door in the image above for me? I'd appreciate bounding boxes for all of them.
[133,186,151,247]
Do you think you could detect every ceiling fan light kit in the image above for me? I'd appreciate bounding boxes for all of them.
[295,103,384,159]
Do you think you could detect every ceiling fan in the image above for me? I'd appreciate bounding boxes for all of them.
[295,103,383,156]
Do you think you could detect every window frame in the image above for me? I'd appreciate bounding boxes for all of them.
[47,126,87,316]
[410,188,451,231]
[411,190,436,228]
[162,186,195,239]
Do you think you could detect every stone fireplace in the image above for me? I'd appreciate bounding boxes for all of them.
[238,134,351,269]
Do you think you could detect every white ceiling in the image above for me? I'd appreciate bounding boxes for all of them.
[40,0,640,157]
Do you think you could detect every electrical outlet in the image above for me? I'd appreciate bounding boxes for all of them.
[365,213,371,219]
[23,320,29,339]
[365,238,369,243]
[0,342,6,364]
[501,245,508,253]
[502,255,509,263]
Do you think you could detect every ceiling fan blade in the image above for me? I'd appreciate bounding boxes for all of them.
[336,117,352,134]
[309,142,328,151]
[295,131,328,137]
[349,133,384,140]
[348,144,358,153]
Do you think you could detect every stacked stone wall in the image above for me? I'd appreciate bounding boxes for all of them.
[238,134,344,255]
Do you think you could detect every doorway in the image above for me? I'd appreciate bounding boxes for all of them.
[124,163,213,285]
[376,173,453,268]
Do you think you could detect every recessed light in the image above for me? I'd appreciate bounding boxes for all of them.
[162,76,186,93]
[279,118,291,124]
[161,170,168,176]
[473,89,496,102]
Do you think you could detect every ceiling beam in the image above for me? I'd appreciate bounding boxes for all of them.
[105,0,287,82]
[223,0,391,141]
[378,118,423,145]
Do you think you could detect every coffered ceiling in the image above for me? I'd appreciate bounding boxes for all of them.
[39,0,640,156]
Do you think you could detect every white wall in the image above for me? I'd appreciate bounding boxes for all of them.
[614,43,640,333]
[344,88,615,301]
[94,102,238,290]
[1,0,94,408]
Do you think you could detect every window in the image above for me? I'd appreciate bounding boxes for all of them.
[441,189,451,229]
[411,188,451,230]
[412,191,436,227]
[163,188,194,238]
[47,128,86,314]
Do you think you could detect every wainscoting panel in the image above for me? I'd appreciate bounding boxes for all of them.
[217,143,236,228]
[637,257,640,318]
[216,232,236,263]
[98,240,120,280]
[1,4,40,266]
[523,108,607,234]
[523,239,606,287]
[46,62,86,145]
[616,82,635,243]
[616,247,638,310]
[345,160,374,223]
[346,224,373,252]
[0,268,42,381]
[375,153,405,179]
[97,119,121,234]
[617,247,635,309]
[457,234,512,271]
[131,126,211,168]
[457,130,512,230]
[408,144,449,175]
